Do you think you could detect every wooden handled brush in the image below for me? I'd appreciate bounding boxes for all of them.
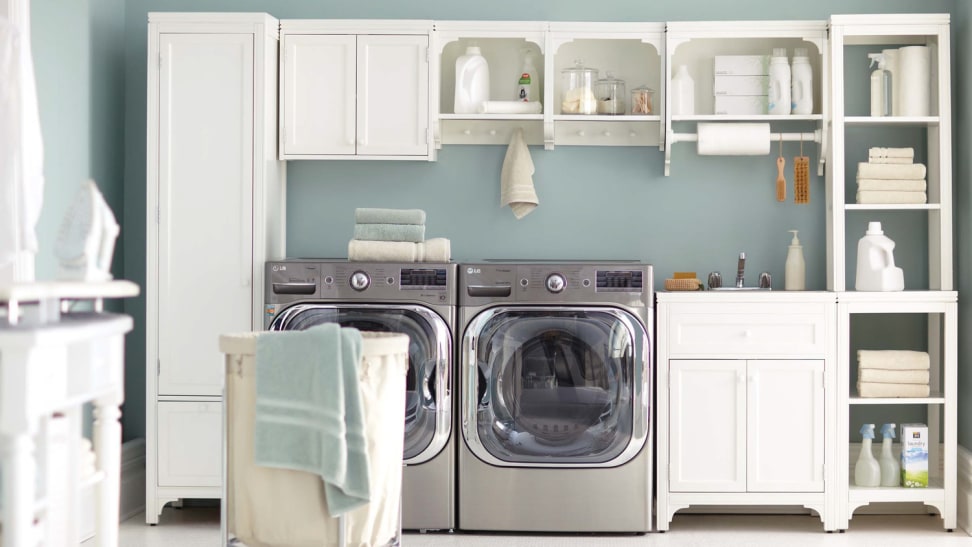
[776,156,786,202]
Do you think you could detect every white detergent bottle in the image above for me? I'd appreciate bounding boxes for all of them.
[790,47,813,115]
[855,423,881,487]
[879,423,901,487]
[671,65,695,116]
[515,49,539,102]
[454,46,490,114]
[855,221,905,291]
[785,230,806,290]
[867,53,892,116]
[768,48,791,115]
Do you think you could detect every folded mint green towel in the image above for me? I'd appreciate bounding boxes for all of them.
[354,207,426,225]
[353,223,425,243]
[254,323,369,515]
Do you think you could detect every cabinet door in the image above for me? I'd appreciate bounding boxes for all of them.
[748,359,825,492]
[281,34,356,155]
[357,34,429,156]
[670,359,746,492]
[157,33,254,396]
[157,401,222,486]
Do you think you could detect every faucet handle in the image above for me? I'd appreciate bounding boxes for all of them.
[707,271,722,289]
[735,252,746,288]
[759,272,772,289]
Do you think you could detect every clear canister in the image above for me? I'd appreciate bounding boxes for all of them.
[561,60,598,114]
[595,72,626,115]
[630,86,655,114]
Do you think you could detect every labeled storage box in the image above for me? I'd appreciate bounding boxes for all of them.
[714,55,769,76]
[714,75,769,96]
[900,423,928,488]
[714,95,768,115]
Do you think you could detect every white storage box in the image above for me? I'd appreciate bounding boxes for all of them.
[221,330,409,547]
[714,75,769,96]
[714,95,768,115]
[714,55,770,76]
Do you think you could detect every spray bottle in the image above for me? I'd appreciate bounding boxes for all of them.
[784,230,806,290]
[867,53,892,117]
[879,423,901,487]
[855,423,880,487]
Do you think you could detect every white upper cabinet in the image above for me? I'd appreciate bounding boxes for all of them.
[279,20,434,160]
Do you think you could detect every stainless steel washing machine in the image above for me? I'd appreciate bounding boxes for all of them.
[458,262,653,533]
[264,259,456,531]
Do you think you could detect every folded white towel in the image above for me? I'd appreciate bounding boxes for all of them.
[867,156,913,165]
[858,368,930,384]
[353,223,425,243]
[858,350,930,370]
[857,178,926,192]
[857,162,927,180]
[354,208,426,225]
[348,238,451,263]
[500,128,538,219]
[856,190,926,204]
[868,147,914,160]
[857,381,930,398]
[479,100,542,115]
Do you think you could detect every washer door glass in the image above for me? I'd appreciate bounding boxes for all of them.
[269,304,451,463]
[464,307,649,466]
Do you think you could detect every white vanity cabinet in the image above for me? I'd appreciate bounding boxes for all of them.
[656,292,837,531]
[146,12,285,523]
[279,20,433,160]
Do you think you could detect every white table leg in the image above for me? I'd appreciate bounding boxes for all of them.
[94,398,122,547]
[2,433,36,547]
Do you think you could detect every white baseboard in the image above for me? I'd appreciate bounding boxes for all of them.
[956,444,972,536]
[120,438,147,521]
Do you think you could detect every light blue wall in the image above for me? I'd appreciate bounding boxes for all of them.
[103,0,954,442]
[954,1,971,448]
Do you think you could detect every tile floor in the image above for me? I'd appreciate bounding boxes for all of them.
[109,506,972,547]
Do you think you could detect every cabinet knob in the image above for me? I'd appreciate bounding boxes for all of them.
[744,329,753,338]
[357,138,365,146]
[489,129,497,136]
[348,139,355,145]
[577,130,586,137]
[629,131,638,138]
[603,131,612,137]
[463,129,471,135]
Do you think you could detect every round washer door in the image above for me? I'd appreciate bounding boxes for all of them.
[270,303,452,464]
[462,306,650,467]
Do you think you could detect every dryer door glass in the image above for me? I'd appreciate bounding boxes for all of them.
[269,304,451,463]
[464,307,649,466]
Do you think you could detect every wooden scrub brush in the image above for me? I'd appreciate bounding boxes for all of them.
[794,138,810,204]
[776,135,786,202]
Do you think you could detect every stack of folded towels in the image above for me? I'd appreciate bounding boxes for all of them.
[856,147,927,204]
[857,349,930,398]
[348,208,451,263]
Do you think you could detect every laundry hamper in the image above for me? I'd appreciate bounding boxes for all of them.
[219,330,409,547]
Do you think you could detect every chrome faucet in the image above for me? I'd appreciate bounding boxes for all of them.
[735,252,746,288]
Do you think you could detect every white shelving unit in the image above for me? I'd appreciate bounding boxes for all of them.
[664,21,828,176]
[827,13,956,531]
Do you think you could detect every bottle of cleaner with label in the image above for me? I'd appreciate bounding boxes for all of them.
[768,48,791,115]
[785,230,806,290]
[516,49,538,102]
[879,423,901,487]
[855,221,905,291]
[454,46,490,114]
[867,53,892,116]
[790,48,813,115]
[855,423,881,487]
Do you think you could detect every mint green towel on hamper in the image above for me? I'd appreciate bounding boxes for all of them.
[253,323,370,515]
[353,222,425,243]
[354,207,426,225]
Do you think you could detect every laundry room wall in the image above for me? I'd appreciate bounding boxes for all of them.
[116,0,957,442]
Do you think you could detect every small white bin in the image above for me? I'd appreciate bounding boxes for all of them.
[220,330,409,547]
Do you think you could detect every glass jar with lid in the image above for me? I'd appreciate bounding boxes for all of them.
[594,72,626,115]
[561,60,598,115]
[630,85,655,114]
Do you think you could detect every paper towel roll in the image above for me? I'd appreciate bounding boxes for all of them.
[897,46,930,117]
[697,123,771,155]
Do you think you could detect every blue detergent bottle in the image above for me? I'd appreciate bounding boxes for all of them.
[879,423,901,487]
[855,424,880,487]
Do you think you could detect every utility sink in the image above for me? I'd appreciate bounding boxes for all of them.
[709,286,772,291]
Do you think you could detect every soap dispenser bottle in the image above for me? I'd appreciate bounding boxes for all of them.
[785,230,806,290]
[879,423,901,487]
[855,423,881,487]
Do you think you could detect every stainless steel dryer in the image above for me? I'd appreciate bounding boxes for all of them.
[265,259,456,531]
[458,262,653,533]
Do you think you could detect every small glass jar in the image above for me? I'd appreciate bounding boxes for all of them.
[595,72,626,115]
[561,60,598,115]
[630,86,655,114]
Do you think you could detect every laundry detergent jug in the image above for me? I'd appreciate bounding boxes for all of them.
[454,46,490,114]
[855,221,905,291]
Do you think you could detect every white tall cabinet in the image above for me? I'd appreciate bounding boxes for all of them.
[145,12,284,523]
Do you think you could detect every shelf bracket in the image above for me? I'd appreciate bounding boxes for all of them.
[544,120,555,150]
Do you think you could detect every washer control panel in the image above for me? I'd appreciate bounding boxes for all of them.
[460,262,652,306]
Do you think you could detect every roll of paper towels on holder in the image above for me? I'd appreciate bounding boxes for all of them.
[896,46,930,117]
[697,123,771,155]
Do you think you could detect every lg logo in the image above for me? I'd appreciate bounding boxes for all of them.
[466,267,481,274]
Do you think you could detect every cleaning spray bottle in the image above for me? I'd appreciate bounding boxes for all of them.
[867,53,892,116]
[855,423,880,487]
[879,423,901,487]
[785,230,806,290]
[515,48,539,102]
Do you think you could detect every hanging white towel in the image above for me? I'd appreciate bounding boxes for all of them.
[0,17,45,269]
[500,128,538,219]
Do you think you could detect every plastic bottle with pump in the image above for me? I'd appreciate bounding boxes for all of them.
[867,53,892,117]
[454,46,490,114]
[790,48,813,115]
[879,423,901,487]
[855,423,881,487]
[768,48,791,115]
[785,230,806,290]
[516,49,539,103]
[855,221,905,291]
